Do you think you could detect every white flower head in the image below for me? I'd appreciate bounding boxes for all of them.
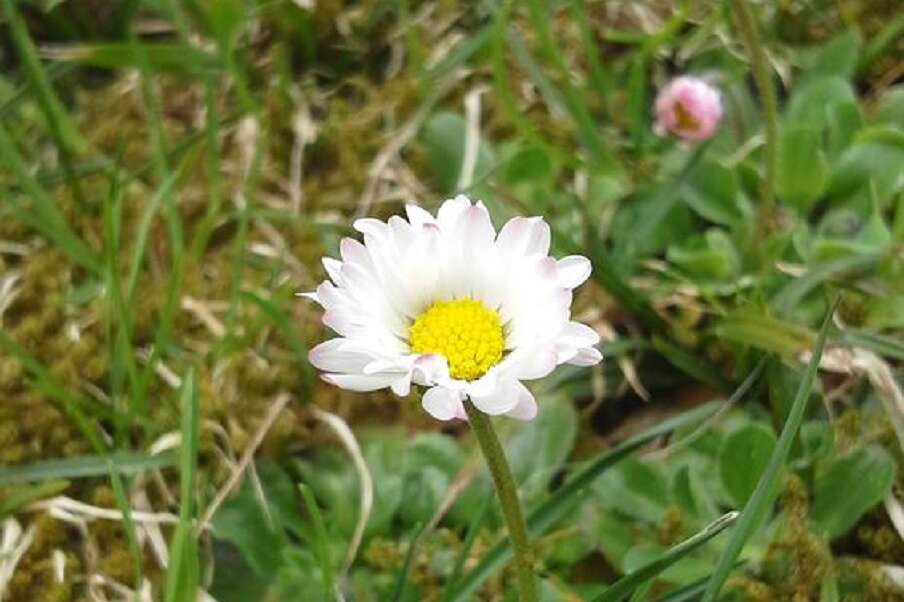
[303,196,602,421]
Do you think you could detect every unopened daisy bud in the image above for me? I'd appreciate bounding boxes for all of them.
[302,196,603,422]
[653,76,722,142]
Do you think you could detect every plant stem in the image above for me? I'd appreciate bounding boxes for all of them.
[731,0,777,243]
[464,401,537,601]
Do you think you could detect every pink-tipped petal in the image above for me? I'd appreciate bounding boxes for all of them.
[504,382,538,421]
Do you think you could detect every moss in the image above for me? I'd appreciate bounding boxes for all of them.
[5,515,83,602]
[760,474,834,600]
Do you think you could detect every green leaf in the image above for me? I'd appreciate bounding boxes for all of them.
[715,310,814,355]
[785,77,857,132]
[623,543,712,586]
[798,29,860,82]
[506,394,578,503]
[702,299,838,601]
[420,112,496,195]
[811,446,896,538]
[827,137,904,208]
[595,457,669,524]
[591,513,738,602]
[681,160,745,227]
[666,229,740,282]
[719,423,777,507]
[776,126,829,211]
[871,85,904,128]
[810,208,892,261]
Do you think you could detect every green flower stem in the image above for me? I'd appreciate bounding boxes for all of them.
[464,401,537,602]
[731,0,777,243]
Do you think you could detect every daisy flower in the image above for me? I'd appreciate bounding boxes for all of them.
[653,76,722,142]
[303,196,602,421]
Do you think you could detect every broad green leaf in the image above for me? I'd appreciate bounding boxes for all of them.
[872,85,904,128]
[811,446,896,538]
[810,208,892,260]
[507,394,578,504]
[776,126,828,211]
[719,423,777,507]
[785,77,857,131]
[827,137,904,208]
[666,229,740,281]
[420,112,496,195]
[592,510,639,570]
[595,457,670,524]
[715,310,814,355]
[798,29,860,82]
[681,160,745,227]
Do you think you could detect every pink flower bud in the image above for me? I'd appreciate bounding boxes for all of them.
[653,76,722,142]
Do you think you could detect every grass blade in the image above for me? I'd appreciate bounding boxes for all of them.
[701,299,839,601]
[299,483,335,596]
[164,370,200,602]
[40,42,222,75]
[0,480,70,520]
[242,290,314,395]
[591,512,738,602]
[0,452,173,486]
[108,464,144,592]
[0,122,101,275]
[447,401,724,602]
[441,492,493,602]
[390,522,426,602]
[1,0,85,206]
[835,329,904,362]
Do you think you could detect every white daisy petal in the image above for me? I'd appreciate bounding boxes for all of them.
[321,373,402,392]
[470,380,521,415]
[504,382,538,421]
[437,195,472,231]
[422,386,464,421]
[503,347,558,380]
[406,204,435,227]
[323,257,343,283]
[569,347,603,366]
[557,255,592,288]
[309,339,374,373]
[412,354,450,386]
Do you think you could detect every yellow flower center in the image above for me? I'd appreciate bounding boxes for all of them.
[409,297,504,381]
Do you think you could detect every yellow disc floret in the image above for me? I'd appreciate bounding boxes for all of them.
[409,297,504,381]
